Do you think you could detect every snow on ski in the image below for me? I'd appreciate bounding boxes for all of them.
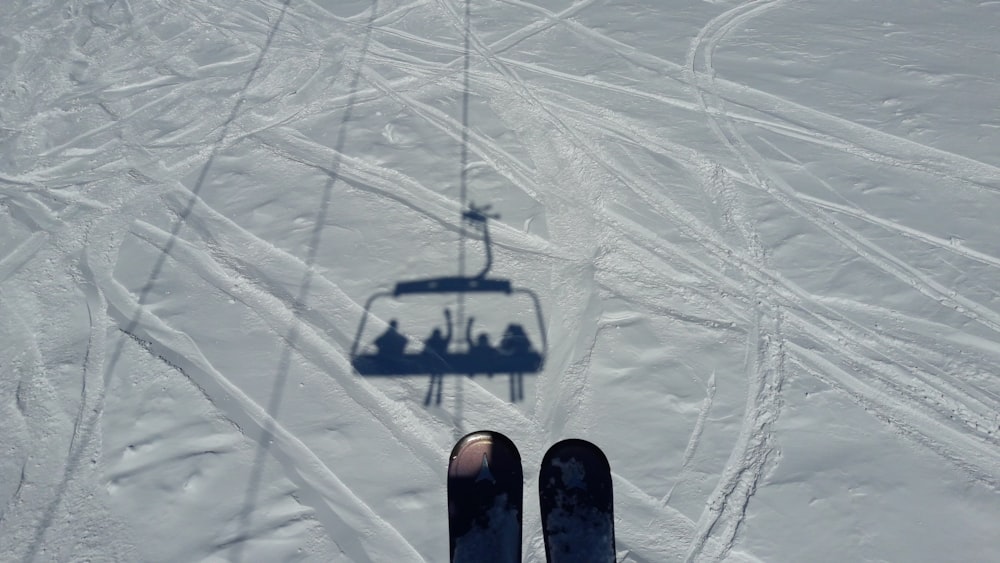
[448,431,523,563]
[539,439,616,563]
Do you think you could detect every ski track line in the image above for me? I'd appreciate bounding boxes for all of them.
[527,259,602,442]
[788,343,1000,491]
[690,0,1000,480]
[611,470,746,563]
[367,0,427,27]
[420,1,772,313]
[691,0,1000,376]
[0,182,108,213]
[528,41,996,484]
[85,249,424,563]
[0,293,91,562]
[64,273,106,464]
[797,182,1000,272]
[701,86,1000,195]
[786,312,1000,453]
[595,234,751,328]
[752,134,1000,272]
[38,84,207,159]
[501,0,1000,196]
[597,278,748,333]
[496,55,703,117]
[1,191,64,232]
[692,0,1000,336]
[433,0,595,160]
[528,85,703,171]
[378,1,1000,206]
[286,0,404,27]
[811,308,1000,433]
[497,0,689,83]
[249,125,559,259]
[683,5,794,560]
[0,232,49,285]
[692,0,1000,528]
[353,65,545,199]
[706,4,1000,446]
[0,173,38,187]
[796,312,997,447]
[663,371,717,507]
[38,0,354,173]
[712,81,1000,194]
[58,52,256,111]
[686,307,785,563]
[487,0,597,57]
[652,141,1000,434]
[815,295,1000,403]
[235,0,592,142]
[104,433,243,484]
[766,276,998,452]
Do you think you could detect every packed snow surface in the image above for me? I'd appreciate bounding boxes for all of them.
[2,0,999,561]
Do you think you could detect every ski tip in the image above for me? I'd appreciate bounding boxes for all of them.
[449,431,522,481]
[448,431,524,563]
[450,430,520,460]
[541,438,610,471]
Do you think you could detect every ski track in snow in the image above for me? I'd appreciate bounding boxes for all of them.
[687,0,1000,482]
[2,0,999,561]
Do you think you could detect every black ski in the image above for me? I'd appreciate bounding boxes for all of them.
[448,431,523,563]
[539,439,616,563]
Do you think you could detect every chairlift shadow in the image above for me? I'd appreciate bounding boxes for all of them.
[350,204,547,404]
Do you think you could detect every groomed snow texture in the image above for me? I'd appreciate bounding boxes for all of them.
[1,0,998,561]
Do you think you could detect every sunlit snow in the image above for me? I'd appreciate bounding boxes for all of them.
[1,0,998,561]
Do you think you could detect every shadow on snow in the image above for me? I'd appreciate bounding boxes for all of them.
[350,204,547,405]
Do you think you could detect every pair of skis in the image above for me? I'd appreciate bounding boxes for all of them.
[448,431,615,563]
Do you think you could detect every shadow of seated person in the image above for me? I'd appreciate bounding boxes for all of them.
[422,308,453,369]
[465,317,496,376]
[499,323,532,356]
[373,319,407,361]
[499,323,533,401]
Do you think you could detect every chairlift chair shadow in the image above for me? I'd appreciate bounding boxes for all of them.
[350,204,547,399]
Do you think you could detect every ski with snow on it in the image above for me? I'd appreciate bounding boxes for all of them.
[448,430,523,563]
[539,439,616,563]
[447,433,616,562]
